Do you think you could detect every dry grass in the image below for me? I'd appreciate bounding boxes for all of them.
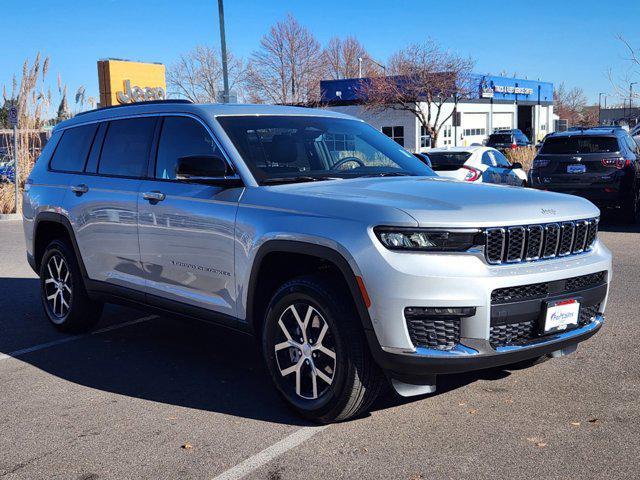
[504,146,536,172]
[1,53,51,214]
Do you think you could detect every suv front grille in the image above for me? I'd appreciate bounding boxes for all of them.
[490,321,534,348]
[485,218,598,265]
[491,271,607,304]
[489,303,601,348]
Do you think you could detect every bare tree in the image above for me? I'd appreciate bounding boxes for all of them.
[168,45,243,103]
[323,36,381,79]
[554,83,589,125]
[608,36,640,122]
[244,14,324,104]
[359,41,474,146]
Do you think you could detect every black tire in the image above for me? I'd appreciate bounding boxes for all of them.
[621,186,640,224]
[262,274,384,423]
[39,239,103,332]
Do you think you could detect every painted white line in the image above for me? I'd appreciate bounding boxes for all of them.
[213,426,329,480]
[0,315,157,362]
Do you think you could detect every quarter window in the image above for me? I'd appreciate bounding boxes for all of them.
[98,117,157,177]
[49,124,98,172]
[155,116,223,179]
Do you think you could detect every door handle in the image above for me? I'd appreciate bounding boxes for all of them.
[142,191,166,203]
[70,184,89,195]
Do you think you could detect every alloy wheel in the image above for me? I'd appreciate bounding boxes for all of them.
[273,303,337,400]
[43,254,72,322]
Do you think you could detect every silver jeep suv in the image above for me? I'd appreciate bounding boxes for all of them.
[23,101,612,423]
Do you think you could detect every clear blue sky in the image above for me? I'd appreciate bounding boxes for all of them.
[3,0,639,109]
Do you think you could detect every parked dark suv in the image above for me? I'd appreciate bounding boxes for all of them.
[486,129,531,152]
[529,128,640,223]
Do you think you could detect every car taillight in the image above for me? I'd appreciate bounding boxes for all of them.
[601,157,627,169]
[461,166,482,182]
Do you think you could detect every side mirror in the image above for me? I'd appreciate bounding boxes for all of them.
[176,155,230,179]
[511,162,523,170]
[413,152,432,168]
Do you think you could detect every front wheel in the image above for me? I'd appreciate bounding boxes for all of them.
[262,275,383,423]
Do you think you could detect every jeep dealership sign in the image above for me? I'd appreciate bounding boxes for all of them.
[98,59,166,107]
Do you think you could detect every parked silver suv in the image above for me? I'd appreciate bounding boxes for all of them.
[23,101,612,423]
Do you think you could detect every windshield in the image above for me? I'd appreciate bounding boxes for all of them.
[540,136,620,154]
[487,134,512,144]
[217,115,434,183]
[427,152,472,170]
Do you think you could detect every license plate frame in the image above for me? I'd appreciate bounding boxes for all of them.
[567,164,586,174]
[544,298,580,333]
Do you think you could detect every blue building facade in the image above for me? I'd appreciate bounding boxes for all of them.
[320,74,553,105]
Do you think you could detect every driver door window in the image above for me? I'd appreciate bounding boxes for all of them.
[155,116,224,179]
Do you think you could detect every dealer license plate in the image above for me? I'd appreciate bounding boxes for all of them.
[544,299,580,333]
[567,164,586,174]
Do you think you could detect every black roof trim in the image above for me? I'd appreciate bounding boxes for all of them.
[75,99,194,117]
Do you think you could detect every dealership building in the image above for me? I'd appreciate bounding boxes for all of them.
[321,74,555,151]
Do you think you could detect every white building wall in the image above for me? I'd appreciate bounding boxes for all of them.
[324,101,553,151]
[323,105,419,152]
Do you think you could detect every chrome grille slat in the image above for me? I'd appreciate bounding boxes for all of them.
[542,223,560,259]
[525,225,544,261]
[484,218,598,265]
[558,222,576,256]
[506,227,526,262]
[572,220,589,254]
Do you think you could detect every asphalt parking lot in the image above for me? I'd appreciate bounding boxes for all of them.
[1,218,639,480]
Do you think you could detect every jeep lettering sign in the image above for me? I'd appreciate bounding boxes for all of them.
[97,59,166,107]
[116,80,166,104]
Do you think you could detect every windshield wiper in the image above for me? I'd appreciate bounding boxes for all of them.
[361,171,414,178]
[261,176,339,185]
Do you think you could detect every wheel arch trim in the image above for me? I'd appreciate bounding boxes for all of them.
[246,239,374,335]
[33,212,89,279]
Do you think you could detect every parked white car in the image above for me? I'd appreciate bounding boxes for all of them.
[427,146,527,186]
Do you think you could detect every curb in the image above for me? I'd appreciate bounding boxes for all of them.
[0,213,21,221]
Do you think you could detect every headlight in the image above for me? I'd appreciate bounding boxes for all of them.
[374,227,483,251]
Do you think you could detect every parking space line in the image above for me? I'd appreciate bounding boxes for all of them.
[212,425,329,480]
[0,315,158,362]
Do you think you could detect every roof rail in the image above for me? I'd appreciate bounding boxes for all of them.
[75,99,194,117]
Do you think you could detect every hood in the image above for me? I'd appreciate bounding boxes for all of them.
[274,176,599,227]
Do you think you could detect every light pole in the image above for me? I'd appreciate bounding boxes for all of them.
[598,93,608,124]
[631,82,638,125]
[357,56,387,78]
[217,0,229,103]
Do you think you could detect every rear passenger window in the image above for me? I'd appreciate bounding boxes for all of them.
[155,116,223,179]
[98,117,157,177]
[49,124,98,172]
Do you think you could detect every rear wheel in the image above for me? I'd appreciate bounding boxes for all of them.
[39,239,103,332]
[262,275,383,423]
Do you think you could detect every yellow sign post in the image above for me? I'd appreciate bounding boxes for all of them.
[97,59,167,107]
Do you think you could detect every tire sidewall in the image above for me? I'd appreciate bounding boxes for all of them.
[39,240,83,330]
[262,281,354,418]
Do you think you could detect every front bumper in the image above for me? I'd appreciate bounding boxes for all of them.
[358,236,612,378]
[369,314,603,379]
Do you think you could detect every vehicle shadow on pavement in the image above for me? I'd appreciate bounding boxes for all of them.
[0,277,312,427]
[0,277,546,424]
[370,367,514,413]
